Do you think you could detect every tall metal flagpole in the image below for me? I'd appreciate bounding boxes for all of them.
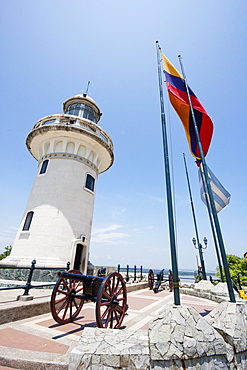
[178,55,235,302]
[183,153,207,280]
[199,166,224,282]
[156,41,180,305]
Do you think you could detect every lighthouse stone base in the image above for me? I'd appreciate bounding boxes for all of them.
[0,256,70,283]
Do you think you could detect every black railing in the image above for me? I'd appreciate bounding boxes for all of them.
[117,264,143,282]
[236,273,247,290]
[0,259,70,296]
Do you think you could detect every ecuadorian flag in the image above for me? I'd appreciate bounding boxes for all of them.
[162,53,214,160]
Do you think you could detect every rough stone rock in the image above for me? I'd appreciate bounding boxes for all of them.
[69,327,150,370]
[148,303,226,362]
[194,280,214,291]
[211,282,232,296]
[151,355,229,369]
[206,301,247,353]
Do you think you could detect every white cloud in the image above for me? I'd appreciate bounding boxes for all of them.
[0,226,18,236]
[91,224,132,245]
[146,195,165,203]
[111,207,127,220]
[0,236,15,253]
[92,232,129,245]
[93,224,122,234]
[2,229,17,234]
[0,227,17,251]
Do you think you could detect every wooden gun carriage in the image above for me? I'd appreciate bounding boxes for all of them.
[148,269,173,293]
[50,270,127,329]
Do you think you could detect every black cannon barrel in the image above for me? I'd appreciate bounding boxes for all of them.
[156,269,164,280]
[57,271,105,284]
[153,269,165,293]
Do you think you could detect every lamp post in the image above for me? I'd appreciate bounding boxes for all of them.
[192,237,207,280]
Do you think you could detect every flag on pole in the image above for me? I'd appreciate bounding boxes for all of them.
[199,164,231,212]
[161,53,214,160]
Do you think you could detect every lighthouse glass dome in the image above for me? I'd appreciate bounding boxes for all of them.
[65,103,97,123]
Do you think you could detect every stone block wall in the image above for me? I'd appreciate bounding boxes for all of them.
[69,301,247,369]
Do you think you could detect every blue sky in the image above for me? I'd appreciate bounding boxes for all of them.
[0,1,246,272]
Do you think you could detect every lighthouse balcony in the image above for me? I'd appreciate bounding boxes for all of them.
[32,114,113,152]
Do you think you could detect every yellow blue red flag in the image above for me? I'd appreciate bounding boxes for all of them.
[161,53,214,160]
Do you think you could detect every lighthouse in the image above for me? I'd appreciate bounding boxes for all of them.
[2,93,114,273]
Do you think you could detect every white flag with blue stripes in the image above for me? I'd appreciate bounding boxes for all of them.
[199,165,231,212]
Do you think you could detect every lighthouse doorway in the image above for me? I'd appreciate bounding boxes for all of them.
[73,244,85,271]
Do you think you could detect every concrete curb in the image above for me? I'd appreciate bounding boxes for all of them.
[0,355,68,370]
[0,299,51,325]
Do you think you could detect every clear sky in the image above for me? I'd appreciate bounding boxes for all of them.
[0,1,246,272]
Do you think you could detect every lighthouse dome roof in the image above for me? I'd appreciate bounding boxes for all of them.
[70,94,97,105]
[63,93,101,123]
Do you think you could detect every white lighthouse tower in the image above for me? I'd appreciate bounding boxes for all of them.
[2,93,114,273]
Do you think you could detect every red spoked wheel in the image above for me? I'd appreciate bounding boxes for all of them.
[96,272,127,329]
[50,269,84,324]
[148,269,154,290]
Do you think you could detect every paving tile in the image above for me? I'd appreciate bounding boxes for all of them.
[37,307,98,335]
[0,328,69,354]
[136,289,171,297]
[127,296,156,310]
[140,321,151,330]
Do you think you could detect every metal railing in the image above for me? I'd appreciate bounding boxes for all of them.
[117,264,143,282]
[0,260,70,296]
[32,114,113,151]
[237,273,247,290]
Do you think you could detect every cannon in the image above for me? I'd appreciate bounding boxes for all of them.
[153,269,164,293]
[50,270,127,329]
[148,269,173,293]
[148,269,164,292]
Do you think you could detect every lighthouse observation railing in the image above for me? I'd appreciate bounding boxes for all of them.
[32,114,113,151]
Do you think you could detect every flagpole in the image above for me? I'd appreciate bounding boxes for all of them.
[199,166,224,282]
[156,41,180,305]
[178,55,235,302]
[183,153,207,280]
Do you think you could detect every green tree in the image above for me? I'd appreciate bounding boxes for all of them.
[0,245,12,260]
[216,254,247,283]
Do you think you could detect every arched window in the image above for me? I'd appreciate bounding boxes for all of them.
[85,174,95,193]
[22,211,34,231]
[39,159,49,174]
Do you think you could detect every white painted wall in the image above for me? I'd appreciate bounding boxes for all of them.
[8,157,97,268]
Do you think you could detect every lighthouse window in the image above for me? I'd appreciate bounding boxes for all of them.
[82,105,97,122]
[22,211,34,231]
[39,159,49,174]
[74,104,80,116]
[85,174,95,193]
[65,103,97,123]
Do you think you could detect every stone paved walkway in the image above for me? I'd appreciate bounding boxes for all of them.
[0,287,218,369]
